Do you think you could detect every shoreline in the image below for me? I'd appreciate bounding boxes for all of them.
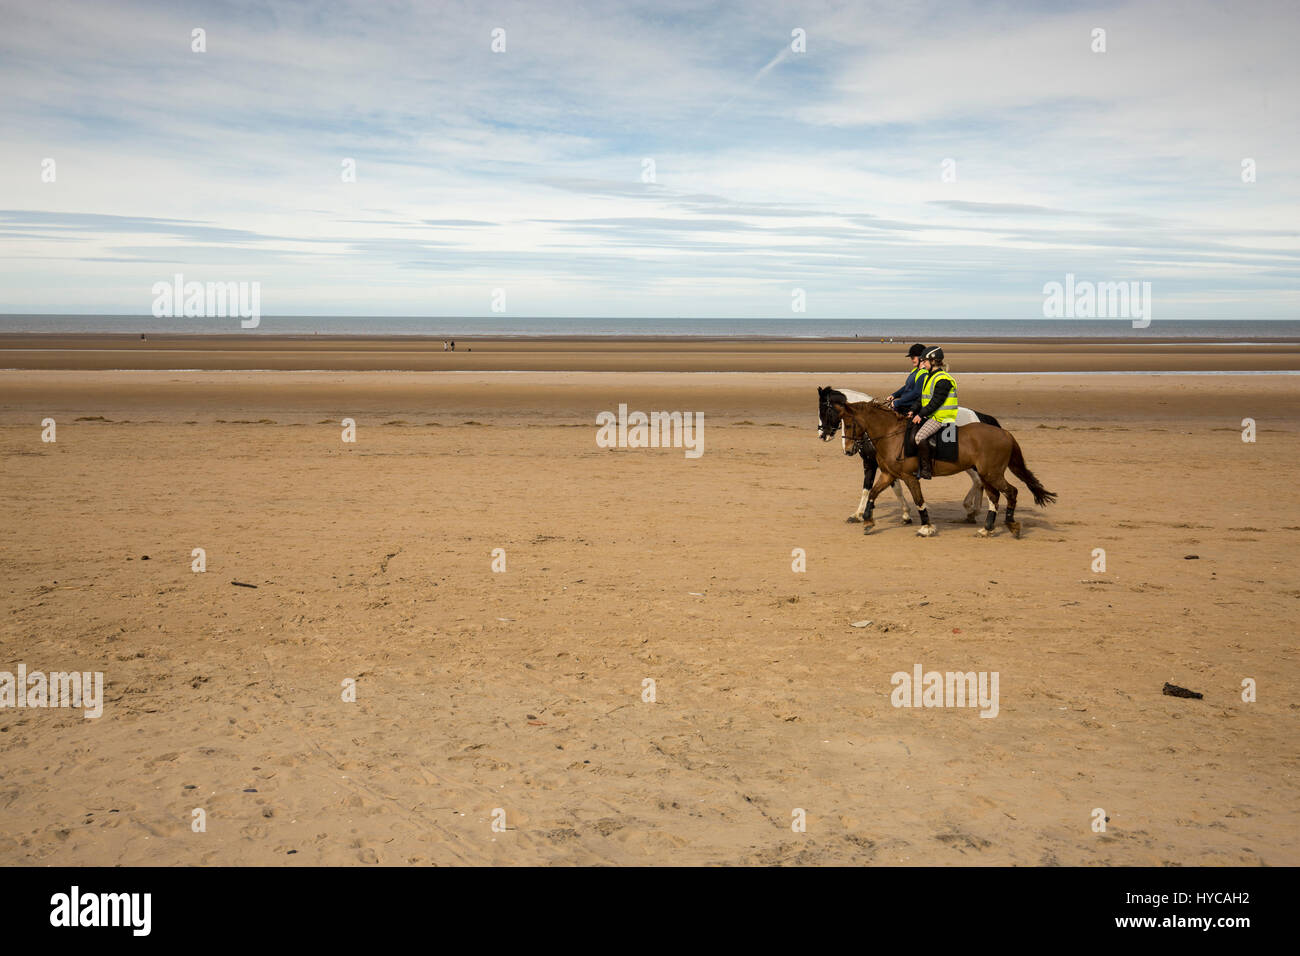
[5,332,1300,343]
[3,334,1299,372]
[4,367,1299,376]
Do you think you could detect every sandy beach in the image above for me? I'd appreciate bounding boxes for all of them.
[1,341,1296,865]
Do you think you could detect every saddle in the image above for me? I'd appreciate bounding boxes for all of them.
[903,421,960,462]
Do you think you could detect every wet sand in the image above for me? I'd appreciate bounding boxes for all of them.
[2,333,1299,371]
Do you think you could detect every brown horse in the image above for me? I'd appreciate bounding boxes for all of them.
[832,396,1057,538]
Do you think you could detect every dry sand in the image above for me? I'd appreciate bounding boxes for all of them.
[0,351,1296,865]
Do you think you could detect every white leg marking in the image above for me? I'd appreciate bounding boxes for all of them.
[891,482,913,521]
[963,469,982,514]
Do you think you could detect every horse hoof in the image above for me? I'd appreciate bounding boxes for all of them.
[900,516,913,525]
[846,515,862,524]
[916,524,937,538]
[1007,521,1022,539]
[963,515,978,524]
[976,528,992,538]
[862,522,874,535]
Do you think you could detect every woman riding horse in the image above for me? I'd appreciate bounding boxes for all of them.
[888,343,930,414]
[910,346,958,480]
[889,343,931,463]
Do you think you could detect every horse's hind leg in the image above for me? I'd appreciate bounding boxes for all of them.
[962,468,983,522]
[1001,479,1021,538]
[978,472,1021,538]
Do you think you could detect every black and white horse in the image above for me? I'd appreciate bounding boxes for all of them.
[817,387,998,524]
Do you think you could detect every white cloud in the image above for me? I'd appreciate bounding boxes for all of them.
[0,0,1295,317]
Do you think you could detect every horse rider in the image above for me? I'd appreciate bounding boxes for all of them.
[887,343,930,413]
[888,343,930,460]
[910,346,958,480]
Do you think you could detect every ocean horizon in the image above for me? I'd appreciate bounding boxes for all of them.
[2,315,1299,339]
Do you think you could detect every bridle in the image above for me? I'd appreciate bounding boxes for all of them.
[817,394,839,442]
[819,393,874,455]
[828,396,910,456]
[846,432,870,456]
[819,394,859,447]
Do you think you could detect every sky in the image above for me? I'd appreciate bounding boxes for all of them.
[0,0,1297,319]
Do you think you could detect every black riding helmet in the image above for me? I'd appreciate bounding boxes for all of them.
[924,346,945,364]
[907,343,927,358]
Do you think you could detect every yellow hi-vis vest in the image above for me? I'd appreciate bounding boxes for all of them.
[921,370,958,422]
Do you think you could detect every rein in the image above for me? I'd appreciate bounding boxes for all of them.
[843,402,909,450]
[866,422,909,442]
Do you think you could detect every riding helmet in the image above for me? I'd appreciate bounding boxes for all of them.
[907,343,927,358]
[924,346,945,364]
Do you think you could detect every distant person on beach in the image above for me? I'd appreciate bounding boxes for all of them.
[910,346,958,480]
[450,340,456,351]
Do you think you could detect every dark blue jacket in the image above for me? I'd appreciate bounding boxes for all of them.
[890,367,929,410]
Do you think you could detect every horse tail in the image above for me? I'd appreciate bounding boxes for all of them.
[1008,436,1057,507]
[974,410,1001,428]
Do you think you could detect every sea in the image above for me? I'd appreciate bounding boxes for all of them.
[0,315,1298,339]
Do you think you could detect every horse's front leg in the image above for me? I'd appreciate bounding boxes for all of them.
[962,468,984,522]
[899,473,937,537]
[976,480,1001,538]
[846,452,877,523]
[893,481,913,524]
[860,471,897,535]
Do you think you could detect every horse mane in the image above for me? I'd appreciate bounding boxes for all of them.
[871,397,906,419]
[837,388,873,405]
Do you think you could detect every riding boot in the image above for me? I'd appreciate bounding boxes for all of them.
[917,439,933,480]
